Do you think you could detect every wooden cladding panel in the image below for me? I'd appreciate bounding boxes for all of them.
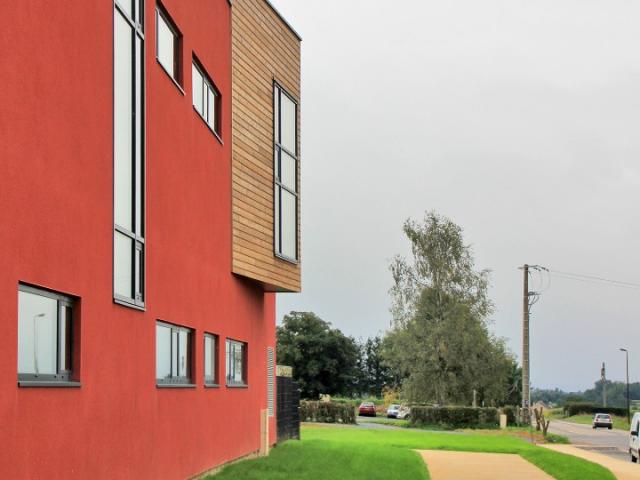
[231,0,301,292]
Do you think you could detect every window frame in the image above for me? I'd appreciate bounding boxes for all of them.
[192,58,222,140]
[155,5,183,89]
[225,339,248,387]
[156,321,194,387]
[273,82,299,263]
[204,333,219,387]
[113,0,146,310]
[17,284,78,386]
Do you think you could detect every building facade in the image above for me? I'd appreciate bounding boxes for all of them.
[0,1,301,478]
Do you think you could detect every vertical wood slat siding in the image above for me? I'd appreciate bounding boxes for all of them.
[231,0,301,292]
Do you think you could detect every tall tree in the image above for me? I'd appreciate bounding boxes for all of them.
[277,311,360,399]
[384,211,515,406]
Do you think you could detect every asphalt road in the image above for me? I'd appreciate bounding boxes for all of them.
[549,420,630,460]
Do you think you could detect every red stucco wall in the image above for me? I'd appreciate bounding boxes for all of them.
[0,1,276,478]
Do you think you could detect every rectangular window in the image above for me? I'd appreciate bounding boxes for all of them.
[156,322,193,385]
[226,339,247,386]
[114,1,145,308]
[267,347,275,416]
[156,7,181,84]
[204,334,219,385]
[17,285,76,384]
[192,60,221,136]
[274,84,298,261]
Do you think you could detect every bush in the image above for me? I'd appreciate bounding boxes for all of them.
[545,433,570,444]
[501,406,518,426]
[409,407,499,429]
[563,402,627,417]
[300,401,356,424]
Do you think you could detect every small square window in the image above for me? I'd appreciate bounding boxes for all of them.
[156,7,181,85]
[204,333,219,386]
[17,285,77,384]
[226,339,247,386]
[156,322,193,385]
[192,60,221,136]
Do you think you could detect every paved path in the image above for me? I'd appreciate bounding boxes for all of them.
[549,420,629,460]
[543,444,640,480]
[418,450,554,479]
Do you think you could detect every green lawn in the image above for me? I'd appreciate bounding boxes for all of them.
[547,410,630,430]
[211,425,615,480]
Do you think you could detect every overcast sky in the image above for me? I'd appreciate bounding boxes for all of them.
[271,0,640,392]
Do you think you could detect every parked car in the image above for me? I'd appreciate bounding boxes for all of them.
[358,402,376,417]
[396,405,411,420]
[387,404,401,418]
[630,412,640,462]
[592,413,613,430]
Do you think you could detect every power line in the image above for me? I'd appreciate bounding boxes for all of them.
[547,269,640,290]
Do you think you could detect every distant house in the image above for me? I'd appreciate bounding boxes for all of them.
[0,0,301,478]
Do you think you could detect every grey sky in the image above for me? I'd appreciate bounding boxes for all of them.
[271,0,640,392]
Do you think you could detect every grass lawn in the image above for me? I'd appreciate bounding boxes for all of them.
[211,425,614,480]
[547,410,630,430]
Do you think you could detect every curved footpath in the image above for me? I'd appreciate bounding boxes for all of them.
[418,450,554,479]
[542,445,640,480]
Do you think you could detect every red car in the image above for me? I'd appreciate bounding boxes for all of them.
[358,402,376,417]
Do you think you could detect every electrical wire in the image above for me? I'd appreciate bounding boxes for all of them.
[546,269,640,290]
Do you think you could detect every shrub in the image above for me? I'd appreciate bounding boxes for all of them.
[501,406,518,426]
[409,407,499,429]
[300,401,357,424]
[563,402,627,417]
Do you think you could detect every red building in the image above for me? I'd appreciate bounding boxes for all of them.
[0,1,301,478]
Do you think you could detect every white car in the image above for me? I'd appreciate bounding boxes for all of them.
[630,413,640,462]
[387,404,401,418]
[396,405,411,420]
[592,413,613,430]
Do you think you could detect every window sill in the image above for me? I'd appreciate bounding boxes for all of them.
[275,252,299,265]
[193,107,223,145]
[226,383,249,389]
[114,296,146,311]
[156,383,196,389]
[18,381,81,388]
[156,59,185,95]
[204,383,220,389]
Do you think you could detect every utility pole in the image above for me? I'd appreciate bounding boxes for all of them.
[601,362,607,407]
[522,264,530,418]
[621,348,630,424]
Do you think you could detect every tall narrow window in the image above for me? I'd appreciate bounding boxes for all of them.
[114,1,145,308]
[156,7,181,85]
[274,84,298,261]
[267,347,275,416]
[156,322,193,385]
[192,61,220,136]
[204,333,219,386]
[226,339,247,386]
[17,285,77,384]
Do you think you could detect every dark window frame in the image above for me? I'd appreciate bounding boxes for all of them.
[156,321,194,386]
[225,339,248,387]
[204,333,219,387]
[192,57,222,140]
[273,82,299,263]
[155,4,183,89]
[113,0,146,310]
[17,284,77,385]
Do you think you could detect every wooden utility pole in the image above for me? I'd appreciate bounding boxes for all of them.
[601,362,607,407]
[522,264,530,417]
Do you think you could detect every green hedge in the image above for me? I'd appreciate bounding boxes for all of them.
[300,401,357,424]
[501,406,518,425]
[409,407,499,429]
[563,402,627,417]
